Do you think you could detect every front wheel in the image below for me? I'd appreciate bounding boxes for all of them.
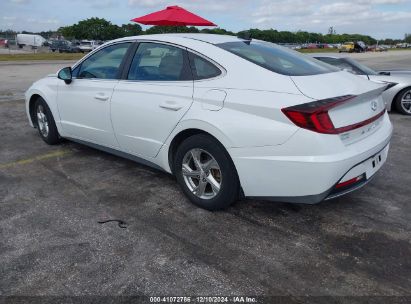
[394,87,411,115]
[174,134,240,211]
[34,98,61,145]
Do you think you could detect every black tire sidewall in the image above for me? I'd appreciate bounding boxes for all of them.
[34,98,61,145]
[174,134,239,211]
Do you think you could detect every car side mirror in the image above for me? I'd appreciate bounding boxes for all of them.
[58,67,72,84]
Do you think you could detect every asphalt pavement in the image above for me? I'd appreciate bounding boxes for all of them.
[0,51,410,300]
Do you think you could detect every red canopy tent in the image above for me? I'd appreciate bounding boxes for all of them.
[131,5,216,26]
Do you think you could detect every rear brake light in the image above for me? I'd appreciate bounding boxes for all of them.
[281,95,385,134]
[336,174,365,189]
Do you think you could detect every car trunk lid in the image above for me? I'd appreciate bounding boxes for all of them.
[285,71,387,143]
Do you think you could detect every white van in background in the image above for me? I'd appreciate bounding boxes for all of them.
[16,34,46,48]
[78,40,97,53]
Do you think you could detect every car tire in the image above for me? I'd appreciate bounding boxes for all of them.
[34,97,61,145]
[394,87,411,115]
[174,134,240,211]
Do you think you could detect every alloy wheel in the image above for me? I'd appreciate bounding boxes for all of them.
[182,148,222,199]
[36,105,49,137]
[401,89,411,114]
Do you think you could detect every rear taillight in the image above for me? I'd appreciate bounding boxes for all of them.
[335,174,365,189]
[281,95,385,134]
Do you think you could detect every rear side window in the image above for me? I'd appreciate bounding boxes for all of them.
[127,43,191,81]
[78,43,131,79]
[217,41,339,76]
[188,53,221,80]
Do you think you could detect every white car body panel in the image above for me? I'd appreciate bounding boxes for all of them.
[111,80,194,158]
[25,34,393,203]
[311,55,411,112]
[57,78,120,148]
[368,74,411,111]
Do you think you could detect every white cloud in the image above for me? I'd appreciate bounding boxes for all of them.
[246,0,410,38]
[318,2,369,15]
[127,0,247,12]
[2,16,17,21]
[9,0,30,4]
[1,0,410,39]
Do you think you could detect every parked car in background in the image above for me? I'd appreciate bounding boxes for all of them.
[79,40,97,53]
[0,38,9,48]
[16,34,46,48]
[368,45,388,52]
[314,56,411,115]
[50,40,81,53]
[339,41,366,53]
[306,43,318,49]
[25,34,392,210]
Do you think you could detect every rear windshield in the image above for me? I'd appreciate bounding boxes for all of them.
[217,41,339,76]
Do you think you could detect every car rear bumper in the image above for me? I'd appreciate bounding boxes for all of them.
[229,113,393,203]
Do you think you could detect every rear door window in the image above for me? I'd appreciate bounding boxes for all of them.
[188,53,221,80]
[127,42,191,81]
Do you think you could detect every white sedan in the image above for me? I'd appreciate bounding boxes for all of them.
[25,34,392,210]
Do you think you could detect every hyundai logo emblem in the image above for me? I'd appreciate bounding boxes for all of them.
[371,101,378,111]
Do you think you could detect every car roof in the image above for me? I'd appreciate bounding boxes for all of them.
[113,33,243,45]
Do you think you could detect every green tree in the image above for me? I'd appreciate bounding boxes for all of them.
[58,18,124,40]
[145,26,199,34]
[120,24,142,36]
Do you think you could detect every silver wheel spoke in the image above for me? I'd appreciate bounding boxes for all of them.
[194,180,207,197]
[182,164,200,178]
[190,149,203,172]
[206,174,220,194]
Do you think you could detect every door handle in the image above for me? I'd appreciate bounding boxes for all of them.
[94,93,109,101]
[159,101,183,111]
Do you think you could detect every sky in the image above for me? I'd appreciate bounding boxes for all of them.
[1,0,411,39]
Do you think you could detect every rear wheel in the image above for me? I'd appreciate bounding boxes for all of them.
[34,98,61,145]
[394,87,411,115]
[174,134,239,211]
